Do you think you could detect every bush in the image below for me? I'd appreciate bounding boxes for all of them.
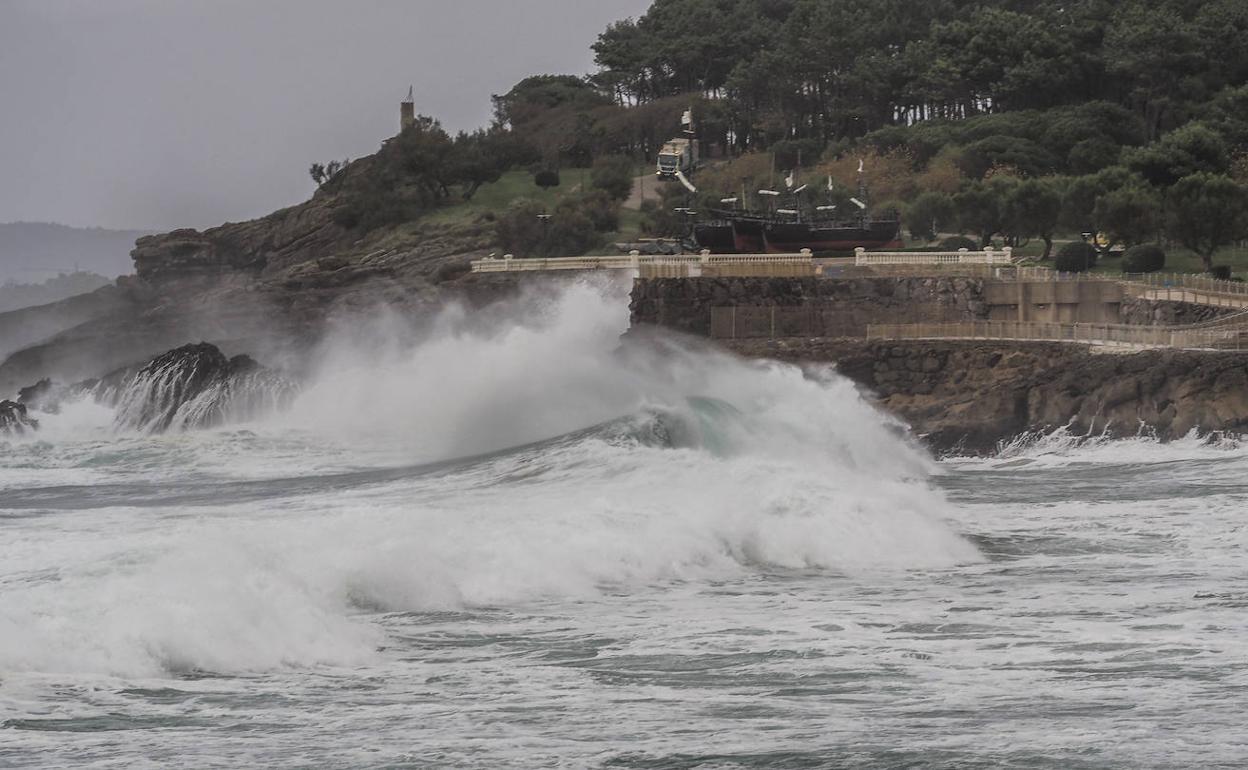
[1054,241,1097,272]
[495,196,607,257]
[495,199,547,254]
[430,259,471,283]
[639,199,680,236]
[534,169,560,189]
[1210,265,1232,280]
[590,155,635,200]
[1121,244,1165,273]
[568,190,620,233]
[905,192,955,242]
[939,235,978,251]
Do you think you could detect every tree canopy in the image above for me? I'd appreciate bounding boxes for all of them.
[311,0,1248,265]
[591,0,1248,146]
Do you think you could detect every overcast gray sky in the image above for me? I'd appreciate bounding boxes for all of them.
[0,0,650,231]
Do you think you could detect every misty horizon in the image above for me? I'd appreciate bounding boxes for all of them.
[0,0,648,233]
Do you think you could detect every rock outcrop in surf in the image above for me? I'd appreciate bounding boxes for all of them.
[726,337,1248,455]
[0,399,38,435]
[112,343,296,433]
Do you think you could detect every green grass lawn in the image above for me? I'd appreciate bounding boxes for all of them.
[1044,239,1248,278]
[421,168,592,227]
[960,234,1248,278]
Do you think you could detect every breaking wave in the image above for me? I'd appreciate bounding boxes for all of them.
[0,280,980,678]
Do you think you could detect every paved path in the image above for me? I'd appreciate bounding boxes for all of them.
[623,173,651,211]
[1126,285,1248,310]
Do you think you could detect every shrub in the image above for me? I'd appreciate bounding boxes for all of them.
[939,235,977,251]
[568,190,620,233]
[1121,244,1165,273]
[495,196,606,257]
[590,155,635,200]
[1055,241,1097,272]
[1210,265,1232,280]
[534,169,560,189]
[495,199,547,254]
[639,199,681,237]
[431,259,471,283]
[905,192,955,242]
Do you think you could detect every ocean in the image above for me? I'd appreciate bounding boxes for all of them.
[2,282,1245,769]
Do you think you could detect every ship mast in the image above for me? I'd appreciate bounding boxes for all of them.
[856,158,869,227]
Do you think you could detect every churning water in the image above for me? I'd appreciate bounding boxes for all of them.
[1,282,1245,768]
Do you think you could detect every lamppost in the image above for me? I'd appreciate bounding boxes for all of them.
[673,207,697,253]
[1080,230,1095,272]
[537,213,552,257]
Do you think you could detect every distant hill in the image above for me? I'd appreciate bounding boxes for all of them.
[0,271,113,314]
[0,222,152,283]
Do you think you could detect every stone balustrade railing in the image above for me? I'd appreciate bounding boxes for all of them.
[853,247,1014,266]
[470,249,815,276]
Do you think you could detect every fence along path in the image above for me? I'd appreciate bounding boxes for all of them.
[866,315,1248,350]
[470,247,1009,278]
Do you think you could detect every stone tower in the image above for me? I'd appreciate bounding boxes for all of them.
[400,85,415,131]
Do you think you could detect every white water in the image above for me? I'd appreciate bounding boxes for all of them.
[2,279,1244,768]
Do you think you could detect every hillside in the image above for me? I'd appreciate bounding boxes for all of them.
[0,271,112,314]
[6,0,1248,391]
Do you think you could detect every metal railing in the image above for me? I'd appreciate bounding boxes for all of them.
[865,320,1248,350]
[854,247,1014,266]
[982,267,1248,293]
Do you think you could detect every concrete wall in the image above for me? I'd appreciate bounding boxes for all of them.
[983,280,1123,323]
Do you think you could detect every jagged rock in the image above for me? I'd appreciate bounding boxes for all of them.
[17,378,56,409]
[0,399,38,435]
[113,343,297,433]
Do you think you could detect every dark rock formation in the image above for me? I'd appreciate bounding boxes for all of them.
[0,399,37,435]
[16,377,62,412]
[726,338,1248,455]
[131,228,270,284]
[113,343,297,433]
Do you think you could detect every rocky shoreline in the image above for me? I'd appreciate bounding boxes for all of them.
[723,337,1248,455]
[8,321,1248,456]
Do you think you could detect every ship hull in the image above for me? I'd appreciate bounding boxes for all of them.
[730,219,765,253]
[762,220,901,254]
[692,223,736,253]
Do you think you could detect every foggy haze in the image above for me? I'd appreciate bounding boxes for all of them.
[0,0,650,232]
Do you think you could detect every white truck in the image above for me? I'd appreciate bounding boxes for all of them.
[656,137,699,178]
[656,109,699,178]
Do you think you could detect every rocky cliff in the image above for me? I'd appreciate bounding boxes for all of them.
[726,338,1248,454]
[0,140,523,393]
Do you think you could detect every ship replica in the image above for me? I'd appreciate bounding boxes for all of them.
[693,166,901,254]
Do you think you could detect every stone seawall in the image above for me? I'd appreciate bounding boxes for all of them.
[632,276,1241,339]
[722,338,1248,455]
[630,276,989,338]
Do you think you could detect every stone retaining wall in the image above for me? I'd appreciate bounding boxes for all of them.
[630,276,988,338]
